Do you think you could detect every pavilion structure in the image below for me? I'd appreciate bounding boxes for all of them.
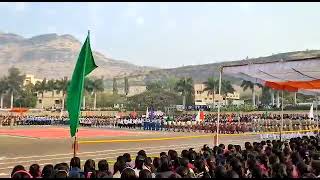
[214,57,320,145]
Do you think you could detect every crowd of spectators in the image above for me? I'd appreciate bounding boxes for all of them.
[10,135,320,178]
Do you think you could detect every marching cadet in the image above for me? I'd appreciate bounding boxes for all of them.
[168,120,172,131]
[186,120,191,132]
[173,120,177,132]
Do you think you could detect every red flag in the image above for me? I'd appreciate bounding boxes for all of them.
[200,111,205,121]
[228,115,233,124]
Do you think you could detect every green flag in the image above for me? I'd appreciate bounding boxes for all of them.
[67,32,98,137]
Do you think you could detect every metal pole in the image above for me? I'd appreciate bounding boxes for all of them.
[215,67,222,146]
[73,133,78,157]
[280,91,284,141]
[316,96,318,135]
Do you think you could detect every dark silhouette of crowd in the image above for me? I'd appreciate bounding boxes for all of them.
[10,135,320,178]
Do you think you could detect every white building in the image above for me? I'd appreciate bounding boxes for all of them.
[194,83,240,107]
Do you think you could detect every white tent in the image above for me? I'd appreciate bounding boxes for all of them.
[213,57,320,145]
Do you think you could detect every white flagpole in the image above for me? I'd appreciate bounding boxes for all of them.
[280,90,284,142]
[215,67,222,146]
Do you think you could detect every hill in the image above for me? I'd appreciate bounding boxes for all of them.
[0,32,155,79]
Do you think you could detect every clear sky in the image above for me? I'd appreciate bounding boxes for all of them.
[1,2,320,68]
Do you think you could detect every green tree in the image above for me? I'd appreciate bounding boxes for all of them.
[46,79,57,98]
[92,77,104,109]
[163,76,179,92]
[146,81,163,91]
[96,93,126,108]
[124,76,129,96]
[83,77,94,109]
[6,67,25,109]
[240,80,256,106]
[127,89,182,111]
[203,77,219,107]
[260,86,272,105]
[174,77,194,109]
[221,80,235,95]
[55,77,69,111]
[15,83,37,108]
[34,78,47,109]
[113,77,118,95]
[0,77,8,109]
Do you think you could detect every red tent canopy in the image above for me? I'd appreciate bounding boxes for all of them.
[9,108,28,113]
[223,57,320,92]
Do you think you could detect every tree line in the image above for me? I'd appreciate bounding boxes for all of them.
[0,67,104,109]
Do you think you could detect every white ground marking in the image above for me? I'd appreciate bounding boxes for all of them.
[0,142,208,166]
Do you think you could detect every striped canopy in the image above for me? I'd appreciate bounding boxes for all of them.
[223,57,320,92]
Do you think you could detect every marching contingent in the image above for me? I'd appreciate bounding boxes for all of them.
[0,110,318,139]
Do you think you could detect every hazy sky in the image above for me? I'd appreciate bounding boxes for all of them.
[1,2,320,68]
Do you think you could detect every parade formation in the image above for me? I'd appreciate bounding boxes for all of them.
[1,112,317,134]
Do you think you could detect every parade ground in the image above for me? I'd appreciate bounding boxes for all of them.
[0,126,261,177]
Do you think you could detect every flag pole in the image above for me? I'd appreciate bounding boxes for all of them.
[73,133,77,157]
[215,67,222,146]
[280,90,284,142]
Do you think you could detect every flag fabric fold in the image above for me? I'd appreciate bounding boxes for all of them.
[67,32,98,137]
[309,104,314,120]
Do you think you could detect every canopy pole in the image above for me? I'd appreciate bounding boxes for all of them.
[316,96,319,135]
[280,90,284,142]
[215,67,222,146]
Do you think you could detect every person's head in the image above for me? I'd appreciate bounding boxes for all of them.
[269,154,280,166]
[70,157,81,169]
[169,150,178,161]
[153,157,161,169]
[121,167,137,179]
[214,165,226,178]
[137,150,147,158]
[219,144,225,150]
[226,170,239,178]
[117,156,125,162]
[176,166,192,178]
[144,157,155,173]
[29,164,41,178]
[229,158,243,178]
[139,169,152,178]
[123,153,132,163]
[180,158,189,168]
[259,154,269,167]
[235,145,241,153]
[181,150,189,158]
[54,169,68,178]
[228,144,235,152]
[60,163,69,171]
[297,162,311,175]
[251,166,263,178]
[11,165,25,177]
[12,170,33,179]
[98,159,109,172]
[271,163,288,178]
[41,164,54,178]
[217,147,224,155]
[160,152,166,157]
[134,155,145,170]
[158,155,172,172]
[84,159,96,173]
[188,151,197,164]
[114,159,128,174]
